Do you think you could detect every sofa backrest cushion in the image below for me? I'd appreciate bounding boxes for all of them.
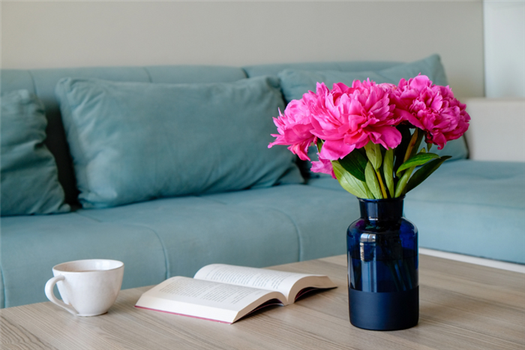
[0,90,70,216]
[55,76,302,209]
[1,66,247,205]
[275,55,448,103]
[243,61,403,79]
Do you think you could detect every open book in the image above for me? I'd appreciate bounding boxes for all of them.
[135,263,337,324]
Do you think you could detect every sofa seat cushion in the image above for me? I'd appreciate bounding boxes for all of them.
[56,76,302,209]
[201,184,359,261]
[405,160,524,207]
[0,213,166,308]
[405,160,525,264]
[75,194,303,278]
[0,90,69,216]
[308,160,525,264]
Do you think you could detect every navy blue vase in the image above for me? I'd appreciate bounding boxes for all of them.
[347,196,418,331]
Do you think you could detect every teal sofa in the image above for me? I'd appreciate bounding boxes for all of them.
[1,54,523,308]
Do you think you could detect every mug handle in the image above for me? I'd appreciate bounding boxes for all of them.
[45,275,78,316]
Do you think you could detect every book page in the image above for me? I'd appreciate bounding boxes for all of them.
[194,264,335,304]
[135,276,285,323]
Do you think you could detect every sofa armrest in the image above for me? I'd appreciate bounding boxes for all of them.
[465,98,525,162]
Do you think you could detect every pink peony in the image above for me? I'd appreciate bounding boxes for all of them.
[268,99,316,161]
[268,74,471,198]
[308,80,402,161]
[311,154,336,179]
[391,75,470,149]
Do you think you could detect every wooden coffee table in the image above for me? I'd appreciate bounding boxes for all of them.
[1,254,524,349]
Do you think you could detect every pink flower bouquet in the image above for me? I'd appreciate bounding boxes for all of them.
[269,75,470,199]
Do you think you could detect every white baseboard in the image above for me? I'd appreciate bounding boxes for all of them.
[420,248,525,274]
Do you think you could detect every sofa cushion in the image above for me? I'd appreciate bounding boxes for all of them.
[25,67,154,206]
[203,184,358,261]
[277,54,448,103]
[0,90,69,216]
[0,213,166,307]
[75,195,303,278]
[56,76,302,209]
[1,66,249,207]
[406,160,525,264]
[75,183,357,274]
[308,160,525,264]
[243,60,403,79]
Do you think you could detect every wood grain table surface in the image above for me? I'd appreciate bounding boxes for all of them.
[1,254,524,350]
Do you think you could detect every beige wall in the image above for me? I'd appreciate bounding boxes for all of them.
[465,98,525,161]
[1,1,484,98]
[484,0,525,98]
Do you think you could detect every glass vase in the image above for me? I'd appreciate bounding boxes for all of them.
[347,196,418,331]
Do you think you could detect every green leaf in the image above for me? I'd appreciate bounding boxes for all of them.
[332,160,373,198]
[364,142,382,170]
[383,148,395,197]
[404,156,452,194]
[396,153,440,175]
[365,162,383,199]
[394,166,414,198]
[338,149,368,182]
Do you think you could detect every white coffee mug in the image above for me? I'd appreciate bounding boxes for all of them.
[45,259,124,316]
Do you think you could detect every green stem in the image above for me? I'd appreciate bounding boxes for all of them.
[403,129,424,163]
[375,169,389,199]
